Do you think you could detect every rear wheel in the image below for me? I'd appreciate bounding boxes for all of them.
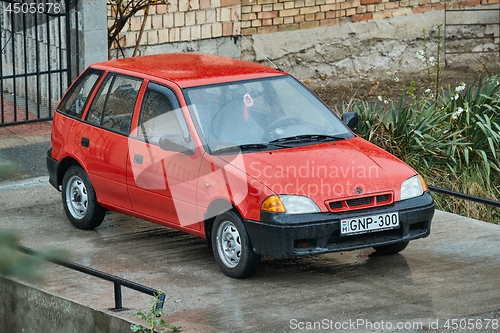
[373,241,409,255]
[61,166,106,230]
[212,210,261,278]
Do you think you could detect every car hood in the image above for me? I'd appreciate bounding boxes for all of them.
[217,137,417,206]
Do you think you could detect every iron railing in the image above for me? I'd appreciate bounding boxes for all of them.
[429,186,500,208]
[0,0,79,127]
[16,245,165,312]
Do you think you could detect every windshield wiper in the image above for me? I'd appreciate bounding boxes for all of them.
[268,134,346,146]
[212,143,269,154]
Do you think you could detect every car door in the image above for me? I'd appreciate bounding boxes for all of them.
[79,72,143,210]
[127,82,202,231]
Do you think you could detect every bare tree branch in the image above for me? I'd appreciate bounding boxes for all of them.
[107,0,168,58]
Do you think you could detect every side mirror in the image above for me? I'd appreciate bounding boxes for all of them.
[159,134,195,155]
[341,112,359,130]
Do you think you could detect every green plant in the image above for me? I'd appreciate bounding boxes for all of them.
[130,290,181,333]
[441,75,500,185]
[334,23,500,223]
[0,231,42,279]
[415,24,444,101]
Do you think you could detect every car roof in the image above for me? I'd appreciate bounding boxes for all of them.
[91,53,287,88]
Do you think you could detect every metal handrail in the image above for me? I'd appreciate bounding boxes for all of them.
[429,186,500,208]
[16,245,165,312]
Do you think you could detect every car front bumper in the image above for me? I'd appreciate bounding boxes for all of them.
[243,192,434,258]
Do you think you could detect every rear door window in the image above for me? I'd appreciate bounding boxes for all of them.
[57,69,103,118]
[86,73,143,134]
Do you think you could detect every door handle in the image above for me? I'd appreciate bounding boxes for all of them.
[81,137,90,148]
[134,154,143,165]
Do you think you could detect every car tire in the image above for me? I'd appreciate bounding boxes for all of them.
[212,210,261,278]
[373,241,409,255]
[61,166,106,230]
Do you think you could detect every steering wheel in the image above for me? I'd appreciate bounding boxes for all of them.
[263,116,302,141]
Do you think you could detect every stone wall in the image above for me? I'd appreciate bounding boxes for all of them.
[0,277,132,333]
[242,5,500,80]
[110,0,500,79]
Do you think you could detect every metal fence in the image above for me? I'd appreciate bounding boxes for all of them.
[0,0,79,127]
[429,186,500,208]
[17,244,165,312]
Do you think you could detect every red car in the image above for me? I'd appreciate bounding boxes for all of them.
[47,53,434,278]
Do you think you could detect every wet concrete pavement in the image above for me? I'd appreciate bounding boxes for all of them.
[0,121,51,180]
[0,141,50,180]
[1,176,500,332]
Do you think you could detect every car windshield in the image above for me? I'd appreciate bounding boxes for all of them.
[184,75,354,153]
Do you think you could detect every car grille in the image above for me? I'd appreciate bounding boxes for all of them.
[326,192,393,212]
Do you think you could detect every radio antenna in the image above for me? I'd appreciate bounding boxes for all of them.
[239,33,283,72]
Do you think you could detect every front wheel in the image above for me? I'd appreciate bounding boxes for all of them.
[212,210,261,278]
[373,241,409,255]
[61,166,106,230]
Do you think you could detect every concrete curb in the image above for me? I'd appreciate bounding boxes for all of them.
[0,277,134,333]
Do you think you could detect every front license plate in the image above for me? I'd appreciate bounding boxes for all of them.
[340,212,399,236]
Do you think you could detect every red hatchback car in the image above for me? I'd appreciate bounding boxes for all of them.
[47,53,434,278]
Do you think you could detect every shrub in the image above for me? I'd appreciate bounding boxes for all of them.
[337,74,500,223]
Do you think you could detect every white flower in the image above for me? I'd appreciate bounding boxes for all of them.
[451,107,464,120]
[428,56,436,65]
[416,50,426,61]
[425,88,431,94]
[394,77,400,83]
[455,82,466,92]
[377,96,388,104]
[453,93,459,100]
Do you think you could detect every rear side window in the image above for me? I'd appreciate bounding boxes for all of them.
[58,69,102,118]
[86,73,143,134]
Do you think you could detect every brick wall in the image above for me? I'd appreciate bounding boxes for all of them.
[110,0,241,52]
[110,0,498,53]
[240,0,495,35]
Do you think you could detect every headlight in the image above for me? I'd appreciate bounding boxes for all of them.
[261,195,321,214]
[400,175,427,200]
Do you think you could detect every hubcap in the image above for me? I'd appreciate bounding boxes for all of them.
[65,175,88,219]
[216,220,242,268]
